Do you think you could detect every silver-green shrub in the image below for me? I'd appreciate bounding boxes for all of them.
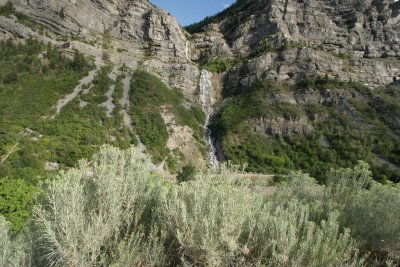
[3,146,399,266]
[32,145,167,267]
[157,167,362,266]
[284,162,400,263]
[0,216,30,267]
[342,182,400,260]
[324,163,400,260]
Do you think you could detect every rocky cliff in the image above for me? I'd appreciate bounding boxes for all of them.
[0,0,209,174]
[190,0,400,90]
[0,0,399,180]
[0,0,199,98]
[2,0,399,98]
[187,0,400,180]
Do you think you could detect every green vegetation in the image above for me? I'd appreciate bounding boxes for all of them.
[176,163,196,183]
[249,38,291,58]
[1,146,399,266]
[185,0,253,33]
[130,70,205,162]
[211,77,400,182]
[0,1,26,19]
[336,51,353,60]
[0,39,94,229]
[0,178,36,232]
[0,39,91,173]
[0,39,140,232]
[0,1,41,30]
[33,65,137,167]
[204,57,239,73]
[211,79,302,137]
[0,41,207,233]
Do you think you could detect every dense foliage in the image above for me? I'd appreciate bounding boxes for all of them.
[0,40,206,233]
[0,39,94,230]
[211,77,400,182]
[1,146,399,266]
[0,40,141,232]
[204,57,239,73]
[130,70,205,163]
[185,0,253,32]
[0,178,36,232]
[176,163,196,183]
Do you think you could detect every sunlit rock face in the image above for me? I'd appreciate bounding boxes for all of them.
[9,0,189,62]
[0,0,202,100]
[189,0,400,92]
[193,0,400,58]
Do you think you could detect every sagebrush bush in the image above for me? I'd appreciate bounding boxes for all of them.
[2,146,399,266]
[156,169,361,266]
[342,183,400,259]
[284,162,400,263]
[0,216,29,267]
[32,145,167,267]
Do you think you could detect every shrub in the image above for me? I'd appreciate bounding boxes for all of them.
[3,72,18,84]
[336,52,353,60]
[342,182,400,258]
[204,57,235,73]
[0,178,37,232]
[158,167,362,266]
[285,162,400,263]
[70,49,89,72]
[2,146,400,265]
[176,163,196,183]
[32,146,168,267]
[0,216,29,267]
[0,1,14,17]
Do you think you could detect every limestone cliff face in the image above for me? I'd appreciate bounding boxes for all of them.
[0,0,204,171]
[2,0,399,94]
[11,0,188,60]
[190,0,400,90]
[0,0,198,98]
[192,0,400,57]
[222,0,400,57]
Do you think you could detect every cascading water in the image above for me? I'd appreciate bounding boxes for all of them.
[185,41,191,61]
[199,69,218,165]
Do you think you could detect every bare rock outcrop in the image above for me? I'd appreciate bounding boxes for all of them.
[0,0,198,97]
[191,0,400,89]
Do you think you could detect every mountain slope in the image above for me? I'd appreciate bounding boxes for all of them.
[186,0,400,182]
[0,0,400,233]
[0,0,211,230]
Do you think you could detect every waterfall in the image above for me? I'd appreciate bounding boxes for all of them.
[199,69,218,165]
[185,41,191,61]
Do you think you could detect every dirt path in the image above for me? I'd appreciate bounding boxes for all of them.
[51,68,98,118]
[120,75,133,132]
[101,69,118,117]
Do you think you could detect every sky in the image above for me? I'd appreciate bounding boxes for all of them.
[150,0,235,26]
